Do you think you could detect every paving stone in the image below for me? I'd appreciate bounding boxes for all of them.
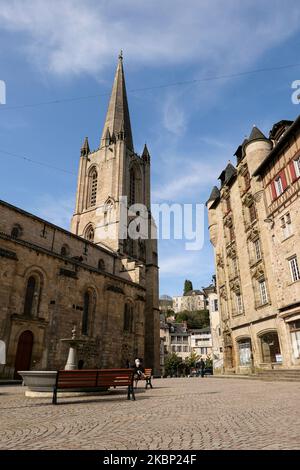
[0,377,299,450]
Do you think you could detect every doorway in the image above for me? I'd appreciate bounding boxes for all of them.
[14,330,34,379]
[260,331,281,363]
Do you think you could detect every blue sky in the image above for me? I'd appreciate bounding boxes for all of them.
[1,0,300,297]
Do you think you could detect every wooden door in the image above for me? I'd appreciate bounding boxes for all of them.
[14,330,34,379]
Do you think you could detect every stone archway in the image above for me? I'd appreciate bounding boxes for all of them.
[14,330,34,379]
[259,331,281,363]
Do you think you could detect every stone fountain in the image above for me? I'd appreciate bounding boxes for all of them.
[60,325,86,370]
[19,326,87,397]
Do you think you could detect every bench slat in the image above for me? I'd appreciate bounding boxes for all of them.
[53,368,136,404]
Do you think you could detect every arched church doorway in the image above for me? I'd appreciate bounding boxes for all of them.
[14,330,34,379]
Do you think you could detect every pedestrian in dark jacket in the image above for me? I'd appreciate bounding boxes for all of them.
[200,358,205,378]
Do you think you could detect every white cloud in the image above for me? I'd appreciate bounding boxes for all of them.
[0,0,299,77]
[30,195,74,229]
[153,163,215,201]
[162,93,187,135]
[152,147,227,202]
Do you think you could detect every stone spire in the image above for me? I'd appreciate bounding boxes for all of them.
[80,136,90,157]
[100,52,134,151]
[142,143,150,162]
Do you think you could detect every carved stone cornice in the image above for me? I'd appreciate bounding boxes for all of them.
[251,265,265,280]
[219,285,228,300]
[226,243,236,259]
[229,279,241,294]
[216,253,224,269]
[247,226,259,241]
[224,213,233,227]
[242,192,254,207]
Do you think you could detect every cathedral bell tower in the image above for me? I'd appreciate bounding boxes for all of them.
[71,53,160,374]
[71,52,151,257]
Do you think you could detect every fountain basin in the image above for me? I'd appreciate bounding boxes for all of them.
[18,370,109,398]
[18,370,57,392]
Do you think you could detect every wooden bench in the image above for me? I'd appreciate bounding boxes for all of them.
[52,368,135,404]
[134,368,153,389]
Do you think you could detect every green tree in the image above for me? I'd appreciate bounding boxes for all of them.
[185,351,200,369]
[164,353,182,376]
[183,280,193,295]
[205,355,213,368]
[176,309,210,329]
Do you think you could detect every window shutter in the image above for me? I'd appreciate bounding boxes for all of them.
[280,170,288,190]
[289,160,297,182]
[271,181,277,200]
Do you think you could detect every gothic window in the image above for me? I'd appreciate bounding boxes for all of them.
[82,291,90,335]
[85,225,94,242]
[98,259,105,271]
[139,240,146,262]
[123,303,133,332]
[88,168,98,207]
[129,168,136,206]
[24,276,37,316]
[11,224,23,238]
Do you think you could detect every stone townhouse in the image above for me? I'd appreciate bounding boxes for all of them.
[0,54,160,378]
[172,290,206,314]
[207,117,300,373]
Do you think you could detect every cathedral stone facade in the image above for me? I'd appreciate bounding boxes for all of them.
[208,118,300,373]
[0,55,160,379]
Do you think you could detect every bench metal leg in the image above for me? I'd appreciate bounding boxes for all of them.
[52,388,58,405]
[145,377,153,389]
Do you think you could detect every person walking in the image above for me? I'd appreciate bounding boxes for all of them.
[200,358,206,378]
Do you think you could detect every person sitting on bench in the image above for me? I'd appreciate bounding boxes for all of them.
[133,357,145,387]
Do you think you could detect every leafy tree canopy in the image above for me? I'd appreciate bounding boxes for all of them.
[164,353,182,375]
[183,279,193,295]
[185,351,200,368]
[175,309,210,329]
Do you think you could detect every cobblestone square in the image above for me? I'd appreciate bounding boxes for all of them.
[1,377,300,450]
